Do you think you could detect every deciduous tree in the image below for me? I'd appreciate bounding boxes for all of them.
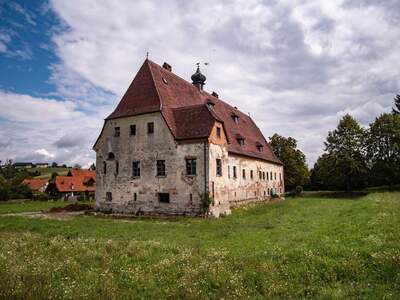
[367,113,400,190]
[269,134,309,190]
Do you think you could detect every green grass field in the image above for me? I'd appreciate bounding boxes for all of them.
[0,193,399,299]
[30,167,71,179]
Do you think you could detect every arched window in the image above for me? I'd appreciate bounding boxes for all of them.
[108,152,115,160]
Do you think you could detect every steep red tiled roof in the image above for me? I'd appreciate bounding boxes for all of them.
[106,59,282,165]
[55,169,96,193]
[22,179,48,192]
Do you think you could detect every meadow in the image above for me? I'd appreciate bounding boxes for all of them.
[0,192,399,299]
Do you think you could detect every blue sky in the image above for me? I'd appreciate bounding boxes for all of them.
[0,0,399,167]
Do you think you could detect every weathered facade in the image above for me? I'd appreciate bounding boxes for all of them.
[94,60,284,217]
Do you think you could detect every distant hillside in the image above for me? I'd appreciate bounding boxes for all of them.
[30,167,71,179]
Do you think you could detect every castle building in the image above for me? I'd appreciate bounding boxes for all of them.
[93,60,284,216]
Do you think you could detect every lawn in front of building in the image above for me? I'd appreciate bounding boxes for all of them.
[0,192,399,299]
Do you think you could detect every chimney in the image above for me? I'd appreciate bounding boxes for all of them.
[211,91,219,98]
[162,62,172,72]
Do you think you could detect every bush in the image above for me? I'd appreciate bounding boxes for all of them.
[199,192,214,216]
[33,192,50,201]
[295,185,303,196]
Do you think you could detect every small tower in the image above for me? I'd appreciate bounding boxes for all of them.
[191,63,206,90]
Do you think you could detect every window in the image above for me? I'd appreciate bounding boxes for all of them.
[114,127,120,137]
[134,193,137,201]
[264,190,266,196]
[266,172,269,180]
[257,145,263,152]
[242,169,246,179]
[186,159,196,176]
[130,124,136,136]
[262,172,265,180]
[274,172,277,180]
[270,172,273,180]
[115,161,119,175]
[103,161,107,174]
[216,127,221,138]
[232,114,239,124]
[228,166,230,179]
[158,193,170,203]
[267,188,270,195]
[157,160,166,176]
[237,138,245,146]
[233,166,237,178]
[216,159,222,176]
[106,192,112,202]
[108,152,115,160]
[259,171,262,180]
[147,122,154,134]
[250,170,253,180]
[132,161,140,177]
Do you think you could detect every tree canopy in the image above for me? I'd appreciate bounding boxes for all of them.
[393,94,400,115]
[269,134,309,190]
[312,114,368,190]
[367,113,400,189]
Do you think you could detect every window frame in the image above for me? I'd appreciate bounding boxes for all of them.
[158,193,170,203]
[130,124,136,136]
[147,122,154,134]
[216,159,222,176]
[132,161,141,178]
[186,158,197,176]
[114,127,120,137]
[156,160,166,177]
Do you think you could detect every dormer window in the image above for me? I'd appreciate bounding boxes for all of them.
[207,100,215,109]
[237,138,245,146]
[216,127,221,138]
[256,142,264,152]
[231,114,240,124]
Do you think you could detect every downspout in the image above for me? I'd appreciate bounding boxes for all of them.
[203,141,208,195]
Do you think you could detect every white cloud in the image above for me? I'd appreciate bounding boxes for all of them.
[0,91,82,122]
[35,148,55,158]
[3,0,399,167]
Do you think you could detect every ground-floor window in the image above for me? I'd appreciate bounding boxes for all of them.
[158,193,170,203]
[106,192,112,202]
[134,192,137,201]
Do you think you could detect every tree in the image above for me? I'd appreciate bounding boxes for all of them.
[393,94,400,115]
[314,114,368,191]
[73,164,82,169]
[50,172,59,181]
[367,113,400,190]
[51,162,58,168]
[269,134,309,190]
[89,163,96,171]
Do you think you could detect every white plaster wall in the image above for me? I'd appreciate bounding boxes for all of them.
[94,112,206,215]
[208,143,284,216]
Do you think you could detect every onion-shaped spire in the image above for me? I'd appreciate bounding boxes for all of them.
[191,63,206,89]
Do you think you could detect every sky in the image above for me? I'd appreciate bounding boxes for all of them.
[0,0,399,168]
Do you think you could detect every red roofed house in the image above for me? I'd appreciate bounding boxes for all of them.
[93,60,284,216]
[48,169,96,200]
[22,179,48,193]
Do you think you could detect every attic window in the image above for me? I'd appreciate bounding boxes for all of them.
[231,114,239,124]
[256,143,264,152]
[162,77,168,84]
[216,127,221,138]
[206,100,215,109]
[237,138,245,146]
